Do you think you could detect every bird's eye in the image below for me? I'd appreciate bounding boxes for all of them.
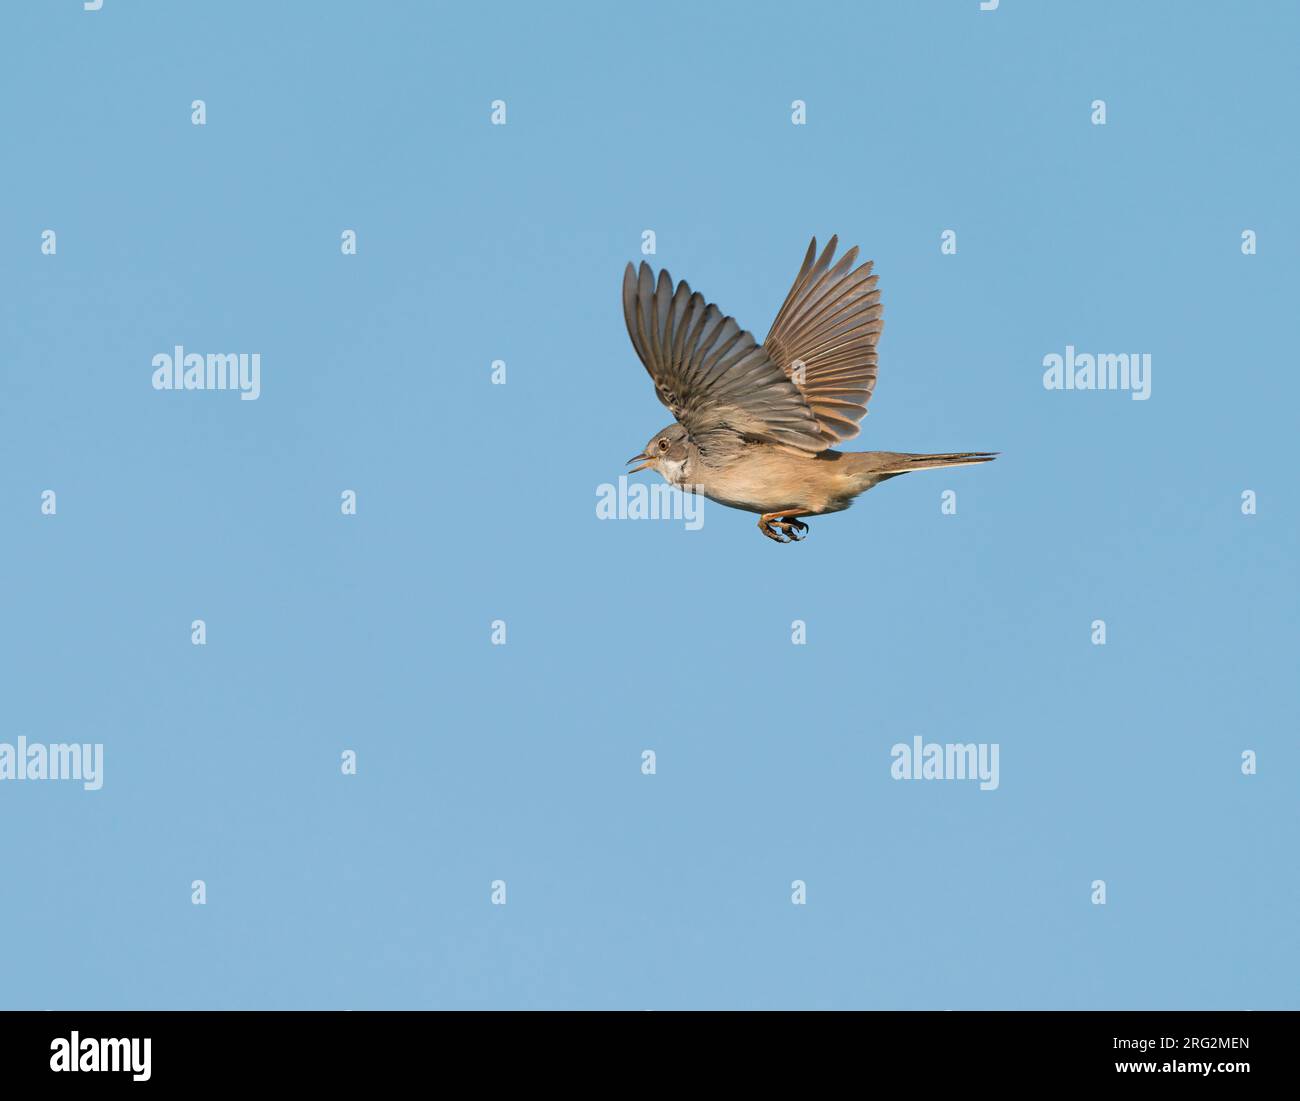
[658,438,669,451]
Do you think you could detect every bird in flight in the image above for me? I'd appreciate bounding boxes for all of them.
[622,236,997,542]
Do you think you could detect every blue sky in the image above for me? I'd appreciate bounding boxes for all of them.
[0,1,1296,1009]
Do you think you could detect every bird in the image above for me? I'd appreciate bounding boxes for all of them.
[621,236,997,542]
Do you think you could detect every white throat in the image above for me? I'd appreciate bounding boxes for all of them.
[657,457,687,486]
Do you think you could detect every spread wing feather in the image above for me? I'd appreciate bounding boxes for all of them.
[621,261,827,454]
[762,236,884,445]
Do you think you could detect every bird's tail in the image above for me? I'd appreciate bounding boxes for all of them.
[868,451,999,474]
[848,450,998,490]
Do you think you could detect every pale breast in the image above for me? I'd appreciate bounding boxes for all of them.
[696,445,856,515]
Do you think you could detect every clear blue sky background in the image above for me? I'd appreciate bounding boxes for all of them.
[1,1,1296,1009]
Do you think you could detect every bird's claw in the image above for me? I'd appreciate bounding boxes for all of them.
[759,516,809,543]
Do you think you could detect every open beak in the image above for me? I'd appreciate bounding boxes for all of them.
[625,452,651,475]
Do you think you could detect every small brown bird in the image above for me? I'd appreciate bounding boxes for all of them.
[622,236,997,542]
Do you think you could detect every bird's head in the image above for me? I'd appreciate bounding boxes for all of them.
[626,423,691,484]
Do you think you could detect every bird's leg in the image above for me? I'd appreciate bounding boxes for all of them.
[758,511,811,543]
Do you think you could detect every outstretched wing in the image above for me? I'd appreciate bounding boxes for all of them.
[622,261,827,453]
[762,236,884,445]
